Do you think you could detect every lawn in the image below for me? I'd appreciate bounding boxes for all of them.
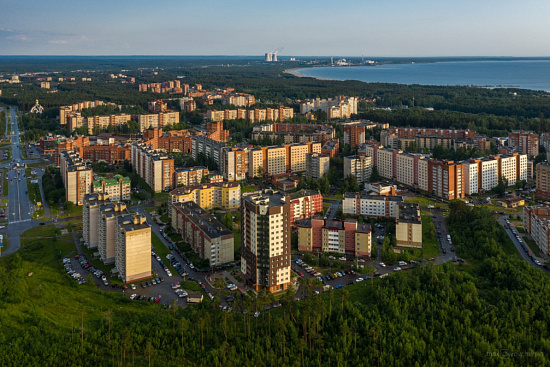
[524,237,542,257]
[2,171,8,196]
[27,181,40,205]
[400,215,440,260]
[233,230,241,259]
[241,185,256,193]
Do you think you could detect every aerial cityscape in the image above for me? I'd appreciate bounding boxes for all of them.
[2,1,550,366]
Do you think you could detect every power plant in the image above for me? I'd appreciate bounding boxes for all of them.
[265,48,281,62]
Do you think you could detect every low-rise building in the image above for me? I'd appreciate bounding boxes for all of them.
[342,193,403,218]
[174,166,209,187]
[297,217,371,257]
[92,175,131,201]
[396,203,422,248]
[172,202,234,266]
[169,182,241,211]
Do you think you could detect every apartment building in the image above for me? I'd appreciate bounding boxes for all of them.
[174,166,209,187]
[342,193,403,218]
[428,160,464,200]
[280,189,324,223]
[396,204,422,248]
[418,158,429,192]
[524,206,550,256]
[60,150,93,205]
[169,182,241,211]
[143,127,197,154]
[478,158,499,191]
[130,143,174,193]
[83,192,111,250]
[536,162,550,201]
[396,153,417,188]
[82,145,130,164]
[306,152,330,179]
[172,202,234,266]
[322,139,339,158]
[221,147,248,182]
[508,131,539,158]
[343,155,372,184]
[115,214,151,283]
[300,96,358,119]
[343,124,366,148]
[498,154,519,186]
[416,135,453,150]
[85,114,131,134]
[137,111,179,132]
[206,121,230,142]
[59,100,119,127]
[464,161,479,195]
[192,135,224,167]
[252,123,334,144]
[376,148,398,181]
[99,202,128,265]
[92,175,131,201]
[297,218,371,257]
[207,106,294,124]
[248,142,321,178]
[241,191,292,292]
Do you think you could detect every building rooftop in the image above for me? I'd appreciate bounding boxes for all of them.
[174,202,232,239]
[344,192,404,202]
[170,182,240,196]
[398,203,421,224]
[93,175,131,189]
[117,213,149,232]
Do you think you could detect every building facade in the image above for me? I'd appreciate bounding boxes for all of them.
[172,202,234,266]
[297,218,371,257]
[115,214,151,283]
[241,191,291,292]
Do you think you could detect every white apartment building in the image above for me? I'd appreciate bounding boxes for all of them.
[130,143,174,193]
[377,148,396,180]
[306,152,330,180]
[418,158,429,192]
[267,146,287,175]
[464,161,479,195]
[499,155,518,186]
[396,153,415,187]
[221,147,248,182]
[344,155,372,184]
[342,193,403,218]
[480,158,499,190]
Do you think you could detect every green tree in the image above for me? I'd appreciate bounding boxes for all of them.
[369,166,381,182]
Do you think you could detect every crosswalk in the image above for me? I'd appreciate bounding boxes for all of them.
[8,219,32,224]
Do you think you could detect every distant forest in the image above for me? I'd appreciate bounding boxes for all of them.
[2,57,550,138]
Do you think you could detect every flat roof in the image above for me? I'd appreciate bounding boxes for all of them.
[174,202,232,239]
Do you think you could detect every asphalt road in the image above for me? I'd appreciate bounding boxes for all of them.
[499,215,550,274]
[0,107,41,256]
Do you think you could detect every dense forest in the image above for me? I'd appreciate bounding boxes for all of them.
[0,203,549,366]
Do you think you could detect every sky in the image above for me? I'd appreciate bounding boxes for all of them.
[2,0,550,57]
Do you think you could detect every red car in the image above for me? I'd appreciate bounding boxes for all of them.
[429,257,435,261]
[83,264,92,269]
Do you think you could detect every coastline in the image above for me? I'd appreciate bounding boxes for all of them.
[284,67,331,81]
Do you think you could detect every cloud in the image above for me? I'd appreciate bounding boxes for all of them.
[49,39,67,44]
[6,33,31,42]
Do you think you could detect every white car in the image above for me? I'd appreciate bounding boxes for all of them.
[394,267,402,271]
[130,294,137,300]
[355,277,364,283]
[534,259,542,266]
[379,262,386,267]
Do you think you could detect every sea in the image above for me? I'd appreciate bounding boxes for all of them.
[293,59,550,92]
